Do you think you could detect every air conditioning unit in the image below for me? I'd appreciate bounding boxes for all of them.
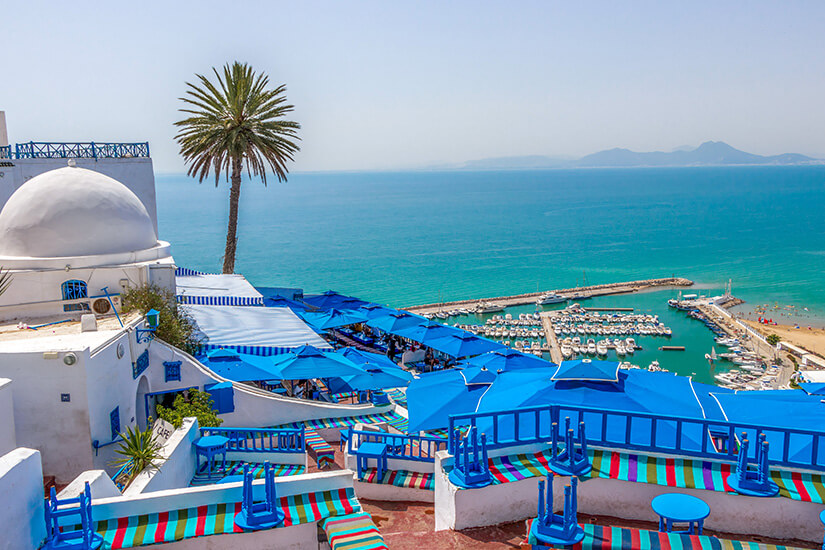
[89,294,122,316]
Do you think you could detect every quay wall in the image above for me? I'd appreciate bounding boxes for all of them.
[405,277,694,314]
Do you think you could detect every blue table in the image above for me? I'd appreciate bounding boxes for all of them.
[651,493,710,535]
[356,442,388,481]
[194,435,229,479]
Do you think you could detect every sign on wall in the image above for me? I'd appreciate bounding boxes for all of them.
[151,418,175,446]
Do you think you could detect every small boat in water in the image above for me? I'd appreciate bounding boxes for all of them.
[536,292,568,305]
[475,301,505,314]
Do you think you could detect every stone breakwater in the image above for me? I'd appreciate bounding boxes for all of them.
[403,277,694,314]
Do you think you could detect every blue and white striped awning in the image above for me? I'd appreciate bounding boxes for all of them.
[187,304,331,356]
[176,272,264,306]
[175,266,209,276]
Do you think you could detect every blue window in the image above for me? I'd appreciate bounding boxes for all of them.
[164,361,181,382]
[61,280,88,300]
[110,407,120,440]
[132,349,149,379]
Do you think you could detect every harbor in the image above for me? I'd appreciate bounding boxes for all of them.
[404,277,694,316]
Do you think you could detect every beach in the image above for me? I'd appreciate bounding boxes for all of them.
[744,320,825,358]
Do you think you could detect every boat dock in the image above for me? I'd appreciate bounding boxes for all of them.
[404,277,693,315]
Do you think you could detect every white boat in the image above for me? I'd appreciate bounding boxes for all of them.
[615,341,626,356]
[596,342,608,356]
[561,344,573,359]
[536,292,568,305]
[587,338,597,355]
[475,301,505,314]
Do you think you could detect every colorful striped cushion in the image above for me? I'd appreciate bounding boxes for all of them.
[305,428,336,468]
[358,467,435,491]
[190,461,304,486]
[93,487,360,549]
[525,520,802,549]
[484,448,825,504]
[322,511,388,550]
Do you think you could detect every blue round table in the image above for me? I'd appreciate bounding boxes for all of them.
[194,435,229,479]
[651,493,710,535]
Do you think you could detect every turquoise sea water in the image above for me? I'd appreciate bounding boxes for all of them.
[157,166,825,382]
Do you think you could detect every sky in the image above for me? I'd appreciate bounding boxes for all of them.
[1,1,824,172]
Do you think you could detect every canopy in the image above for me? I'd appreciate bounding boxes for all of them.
[711,389,825,465]
[457,366,498,386]
[393,322,463,345]
[326,348,412,392]
[303,291,370,311]
[188,304,331,355]
[406,369,492,433]
[299,308,369,330]
[426,333,505,358]
[461,348,553,372]
[270,345,365,380]
[336,347,403,371]
[262,295,313,312]
[357,303,399,320]
[200,349,282,382]
[799,382,825,396]
[176,273,263,306]
[367,312,425,334]
[552,359,620,382]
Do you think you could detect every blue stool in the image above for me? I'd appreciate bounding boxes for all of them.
[194,435,229,479]
[651,493,710,535]
[356,441,388,480]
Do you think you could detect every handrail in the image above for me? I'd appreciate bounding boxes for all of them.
[13,141,150,159]
[448,403,825,473]
[200,426,305,453]
[348,428,447,463]
[111,460,134,491]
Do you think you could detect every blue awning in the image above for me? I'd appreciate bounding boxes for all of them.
[262,295,314,312]
[199,349,282,382]
[303,291,370,311]
[270,345,364,380]
[426,333,505,358]
[460,349,553,372]
[367,312,425,334]
[357,303,400,320]
[407,369,491,433]
[176,273,264,306]
[552,359,620,382]
[799,383,825,396]
[299,308,369,330]
[393,322,463,345]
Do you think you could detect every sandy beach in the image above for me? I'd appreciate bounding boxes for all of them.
[744,320,825,358]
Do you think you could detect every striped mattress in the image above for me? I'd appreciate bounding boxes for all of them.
[190,461,304,486]
[358,467,435,491]
[91,487,360,548]
[525,520,803,549]
[305,428,336,469]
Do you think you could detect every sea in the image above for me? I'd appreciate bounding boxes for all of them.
[156,166,825,384]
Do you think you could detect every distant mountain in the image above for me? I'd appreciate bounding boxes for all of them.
[577,141,818,167]
[451,141,819,170]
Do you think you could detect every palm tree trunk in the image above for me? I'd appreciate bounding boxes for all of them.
[222,156,243,274]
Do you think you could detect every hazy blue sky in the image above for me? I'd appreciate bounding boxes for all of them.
[2,1,824,172]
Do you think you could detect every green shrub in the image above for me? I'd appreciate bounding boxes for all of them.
[766,333,781,346]
[121,284,202,354]
[156,389,223,429]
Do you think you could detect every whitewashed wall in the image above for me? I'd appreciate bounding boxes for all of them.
[0,448,47,550]
[0,378,17,456]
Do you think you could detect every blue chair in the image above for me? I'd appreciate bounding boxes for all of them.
[726,432,779,497]
[44,482,103,550]
[529,473,585,548]
[234,463,285,530]
[448,427,492,488]
[549,417,592,477]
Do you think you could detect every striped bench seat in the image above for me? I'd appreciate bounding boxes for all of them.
[358,467,434,491]
[275,411,409,433]
[525,520,803,549]
[89,487,360,549]
[306,428,336,469]
[190,461,304,486]
[385,389,407,408]
[480,448,825,504]
[322,511,388,550]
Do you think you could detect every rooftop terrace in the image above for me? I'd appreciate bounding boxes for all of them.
[0,141,150,160]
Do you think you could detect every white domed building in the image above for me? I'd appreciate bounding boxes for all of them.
[0,165,175,320]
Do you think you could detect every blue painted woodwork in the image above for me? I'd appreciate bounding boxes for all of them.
[109,407,120,441]
[14,141,149,159]
[726,432,779,497]
[61,280,87,301]
[194,435,229,479]
[356,441,388,480]
[163,361,181,382]
[132,349,149,379]
[200,426,305,453]
[549,417,592,476]
[530,473,585,548]
[347,428,446,462]
[448,402,825,473]
[205,381,235,414]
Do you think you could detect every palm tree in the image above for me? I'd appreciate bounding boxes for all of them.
[175,62,301,273]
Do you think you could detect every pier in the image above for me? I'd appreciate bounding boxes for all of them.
[404,277,693,315]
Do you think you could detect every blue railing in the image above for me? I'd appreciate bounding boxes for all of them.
[447,403,825,473]
[0,145,10,159]
[111,460,134,491]
[348,428,447,462]
[200,426,305,453]
[12,141,150,159]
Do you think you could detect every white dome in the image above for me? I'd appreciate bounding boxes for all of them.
[0,166,159,258]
